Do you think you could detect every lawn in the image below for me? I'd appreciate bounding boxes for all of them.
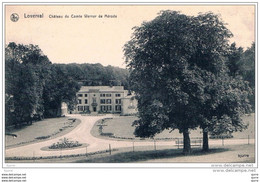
[101,116,202,139]
[74,144,254,163]
[94,113,255,141]
[8,144,253,163]
[5,117,81,148]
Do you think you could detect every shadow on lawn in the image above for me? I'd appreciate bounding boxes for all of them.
[75,148,229,163]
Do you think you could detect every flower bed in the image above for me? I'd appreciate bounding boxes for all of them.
[49,138,82,149]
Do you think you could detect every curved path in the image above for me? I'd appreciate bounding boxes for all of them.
[5,114,255,158]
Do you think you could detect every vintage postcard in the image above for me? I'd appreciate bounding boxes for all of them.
[3,2,256,171]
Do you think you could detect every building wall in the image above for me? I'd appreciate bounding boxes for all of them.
[75,86,128,114]
[121,96,138,115]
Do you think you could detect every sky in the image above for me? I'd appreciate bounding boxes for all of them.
[6,5,255,68]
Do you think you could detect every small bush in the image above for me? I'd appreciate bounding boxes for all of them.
[209,134,233,139]
[120,113,138,116]
[6,133,17,137]
[101,132,114,136]
[35,135,50,140]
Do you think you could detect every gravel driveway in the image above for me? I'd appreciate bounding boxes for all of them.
[5,114,255,158]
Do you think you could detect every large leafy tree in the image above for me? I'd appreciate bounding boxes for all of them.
[237,43,255,111]
[226,43,244,77]
[190,13,251,151]
[243,43,255,111]
[43,64,80,117]
[199,71,251,151]
[5,43,51,126]
[124,11,251,153]
[5,42,80,126]
[226,42,255,87]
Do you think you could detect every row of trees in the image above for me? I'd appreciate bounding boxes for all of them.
[5,42,80,127]
[5,42,129,127]
[226,42,255,110]
[124,11,254,153]
[55,63,129,89]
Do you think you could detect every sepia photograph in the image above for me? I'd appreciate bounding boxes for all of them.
[3,3,256,169]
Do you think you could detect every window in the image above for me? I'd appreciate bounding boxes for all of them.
[106,94,111,97]
[116,99,121,104]
[106,99,111,104]
[100,106,105,111]
[85,99,88,104]
[101,99,106,104]
[92,98,97,103]
[100,94,106,97]
[78,99,82,104]
[115,94,121,97]
[78,94,83,97]
[84,106,89,111]
[108,105,112,111]
[115,105,121,111]
[78,106,83,111]
[100,105,112,112]
[85,94,88,97]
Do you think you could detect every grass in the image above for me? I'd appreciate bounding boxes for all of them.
[75,149,188,163]
[91,114,255,141]
[5,117,81,148]
[5,148,118,163]
[5,144,254,163]
[74,144,254,163]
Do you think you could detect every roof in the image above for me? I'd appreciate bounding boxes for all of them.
[78,86,125,93]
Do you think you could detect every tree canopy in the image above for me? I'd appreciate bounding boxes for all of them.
[226,43,255,111]
[55,63,129,89]
[5,43,52,126]
[124,11,252,153]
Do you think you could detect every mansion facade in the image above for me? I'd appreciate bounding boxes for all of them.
[75,86,138,115]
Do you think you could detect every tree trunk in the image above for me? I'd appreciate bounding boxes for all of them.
[183,128,191,154]
[203,130,209,152]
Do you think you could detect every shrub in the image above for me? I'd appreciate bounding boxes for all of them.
[209,133,233,139]
[101,132,114,136]
[35,135,50,140]
[6,133,17,137]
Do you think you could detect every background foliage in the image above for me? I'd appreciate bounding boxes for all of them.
[5,42,129,127]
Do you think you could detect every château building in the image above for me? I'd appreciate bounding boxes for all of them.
[75,86,138,115]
